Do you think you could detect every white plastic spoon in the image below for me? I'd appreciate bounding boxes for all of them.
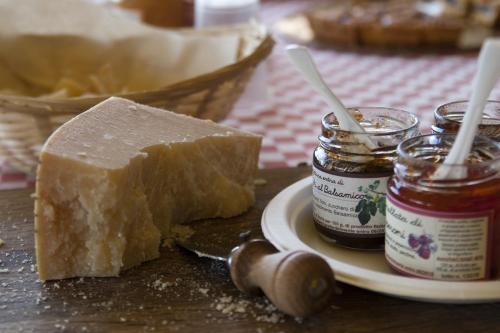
[433,39,500,179]
[285,45,377,150]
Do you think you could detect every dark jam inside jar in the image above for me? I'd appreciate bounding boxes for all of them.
[432,100,500,141]
[385,134,500,281]
[312,108,419,250]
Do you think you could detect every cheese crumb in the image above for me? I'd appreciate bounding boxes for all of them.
[161,225,194,248]
[253,178,267,186]
[210,294,286,323]
[150,279,174,291]
[54,323,65,330]
[256,312,282,323]
[0,268,9,273]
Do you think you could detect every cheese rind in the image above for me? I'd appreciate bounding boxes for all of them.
[35,97,261,281]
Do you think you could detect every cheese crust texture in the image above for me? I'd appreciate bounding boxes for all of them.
[35,97,261,281]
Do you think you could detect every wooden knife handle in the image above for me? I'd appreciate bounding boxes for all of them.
[228,239,336,317]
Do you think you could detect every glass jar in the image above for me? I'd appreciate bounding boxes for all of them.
[385,134,500,281]
[312,107,419,250]
[432,100,500,141]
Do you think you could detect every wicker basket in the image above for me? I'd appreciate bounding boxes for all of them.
[0,23,274,174]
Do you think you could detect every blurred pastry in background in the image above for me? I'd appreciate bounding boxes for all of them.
[304,0,500,49]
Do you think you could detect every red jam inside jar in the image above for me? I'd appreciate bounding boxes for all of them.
[385,134,500,281]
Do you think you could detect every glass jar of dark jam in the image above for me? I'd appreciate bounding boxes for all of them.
[432,100,500,141]
[312,107,419,250]
[386,134,500,281]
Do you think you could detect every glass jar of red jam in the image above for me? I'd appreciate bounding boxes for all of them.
[312,107,419,250]
[432,100,500,141]
[385,134,500,281]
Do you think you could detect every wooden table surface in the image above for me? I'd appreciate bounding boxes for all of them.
[1,166,500,333]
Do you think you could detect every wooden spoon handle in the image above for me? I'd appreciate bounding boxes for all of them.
[228,239,336,317]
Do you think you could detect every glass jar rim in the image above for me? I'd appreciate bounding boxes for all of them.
[321,106,419,136]
[397,133,500,168]
[434,100,500,125]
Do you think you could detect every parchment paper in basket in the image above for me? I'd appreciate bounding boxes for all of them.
[0,0,241,98]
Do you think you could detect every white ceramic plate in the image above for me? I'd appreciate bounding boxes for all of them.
[261,176,500,303]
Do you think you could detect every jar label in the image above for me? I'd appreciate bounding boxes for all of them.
[385,195,493,281]
[312,166,389,236]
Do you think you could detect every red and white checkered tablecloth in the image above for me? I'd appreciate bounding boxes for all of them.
[1,0,500,190]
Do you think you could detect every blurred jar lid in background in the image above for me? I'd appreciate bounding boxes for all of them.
[195,0,260,28]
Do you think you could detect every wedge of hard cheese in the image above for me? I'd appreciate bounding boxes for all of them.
[35,97,261,281]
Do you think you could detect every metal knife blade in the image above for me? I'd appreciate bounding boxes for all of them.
[175,238,227,262]
[173,206,262,262]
